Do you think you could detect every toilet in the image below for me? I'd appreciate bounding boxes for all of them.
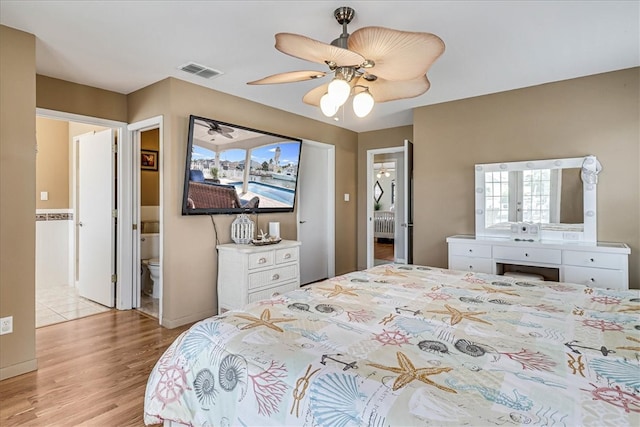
[140,233,161,298]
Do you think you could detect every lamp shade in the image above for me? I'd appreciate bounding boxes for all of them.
[327,78,351,107]
[320,93,339,117]
[353,89,375,117]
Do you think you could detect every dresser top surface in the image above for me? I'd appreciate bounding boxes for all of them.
[446,235,630,254]
[217,239,301,252]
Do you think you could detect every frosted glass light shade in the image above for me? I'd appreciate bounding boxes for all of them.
[327,78,351,107]
[320,93,339,116]
[353,90,375,117]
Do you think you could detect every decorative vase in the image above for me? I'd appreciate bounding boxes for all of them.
[231,214,254,244]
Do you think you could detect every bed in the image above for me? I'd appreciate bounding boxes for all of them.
[374,210,395,239]
[144,264,640,426]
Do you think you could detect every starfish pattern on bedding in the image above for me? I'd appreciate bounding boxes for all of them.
[381,267,408,277]
[233,308,294,333]
[317,284,359,298]
[428,304,491,326]
[474,286,520,296]
[368,351,456,393]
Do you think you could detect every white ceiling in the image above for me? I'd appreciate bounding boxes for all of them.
[1,1,638,133]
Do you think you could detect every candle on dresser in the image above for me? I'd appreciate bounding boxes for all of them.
[269,222,280,239]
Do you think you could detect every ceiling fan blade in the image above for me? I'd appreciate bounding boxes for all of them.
[302,83,329,106]
[275,33,365,66]
[247,70,327,85]
[364,75,431,102]
[348,26,445,81]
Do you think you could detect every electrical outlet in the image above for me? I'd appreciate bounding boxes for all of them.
[0,316,13,335]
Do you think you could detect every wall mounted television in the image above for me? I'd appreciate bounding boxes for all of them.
[181,115,303,215]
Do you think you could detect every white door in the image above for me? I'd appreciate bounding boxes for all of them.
[402,140,414,264]
[77,129,115,307]
[297,141,334,285]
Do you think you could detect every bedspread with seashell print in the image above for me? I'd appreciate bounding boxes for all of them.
[144,264,640,426]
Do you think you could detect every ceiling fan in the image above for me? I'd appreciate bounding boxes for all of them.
[248,6,445,118]
[200,121,235,140]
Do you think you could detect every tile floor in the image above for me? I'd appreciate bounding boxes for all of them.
[138,293,159,319]
[36,283,111,328]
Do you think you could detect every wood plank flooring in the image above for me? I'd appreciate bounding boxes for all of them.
[374,239,395,261]
[0,310,192,426]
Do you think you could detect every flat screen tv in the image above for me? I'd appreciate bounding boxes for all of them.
[181,115,303,215]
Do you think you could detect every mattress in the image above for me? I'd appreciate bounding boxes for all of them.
[144,264,640,426]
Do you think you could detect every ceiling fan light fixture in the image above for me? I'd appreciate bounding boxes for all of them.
[320,93,339,117]
[327,77,351,107]
[353,88,375,117]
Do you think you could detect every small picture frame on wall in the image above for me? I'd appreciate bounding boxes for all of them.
[141,149,158,171]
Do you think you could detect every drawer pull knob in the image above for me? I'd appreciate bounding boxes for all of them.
[284,253,291,259]
[589,278,595,283]
[258,257,267,264]
[469,265,473,269]
[272,274,280,281]
[589,258,594,262]
[525,253,529,257]
[468,249,473,253]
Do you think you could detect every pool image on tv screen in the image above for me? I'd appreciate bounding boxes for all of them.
[182,115,303,215]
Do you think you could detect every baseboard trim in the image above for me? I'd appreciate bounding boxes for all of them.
[161,309,215,329]
[0,358,38,381]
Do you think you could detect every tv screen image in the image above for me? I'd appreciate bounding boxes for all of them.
[181,115,303,215]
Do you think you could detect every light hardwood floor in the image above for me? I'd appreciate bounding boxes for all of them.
[0,310,192,426]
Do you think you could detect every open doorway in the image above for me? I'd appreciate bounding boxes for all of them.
[34,110,132,327]
[129,116,163,323]
[372,159,397,265]
[366,141,413,268]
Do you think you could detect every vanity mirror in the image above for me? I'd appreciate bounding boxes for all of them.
[475,156,600,243]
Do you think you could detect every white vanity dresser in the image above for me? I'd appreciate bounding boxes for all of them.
[217,240,301,313]
[448,155,631,290]
[447,235,630,290]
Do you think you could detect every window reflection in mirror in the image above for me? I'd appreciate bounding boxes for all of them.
[484,168,583,230]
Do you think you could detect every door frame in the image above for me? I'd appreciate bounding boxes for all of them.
[128,116,164,322]
[36,108,133,310]
[297,140,336,281]
[366,145,405,268]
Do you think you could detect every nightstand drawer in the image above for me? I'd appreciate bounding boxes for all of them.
[449,256,493,273]
[248,251,274,269]
[563,266,625,290]
[248,265,298,290]
[449,243,491,258]
[248,282,298,303]
[275,246,298,264]
[493,245,561,265]
[563,250,625,270]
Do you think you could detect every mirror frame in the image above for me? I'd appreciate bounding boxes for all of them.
[474,156,598,243]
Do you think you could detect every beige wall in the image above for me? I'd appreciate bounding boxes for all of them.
[128,77,359,327]
[411,68,639,287]
[0,25,37,380]
[37,75,127,122]
[357,126,413,268]
[36,117,69,209]
[141,128,160,206]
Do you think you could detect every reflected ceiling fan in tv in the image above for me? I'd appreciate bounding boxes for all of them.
[181,115,302,215]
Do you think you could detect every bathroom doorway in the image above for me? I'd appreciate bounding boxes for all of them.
[34,110,131,327]
[129,117,163,322]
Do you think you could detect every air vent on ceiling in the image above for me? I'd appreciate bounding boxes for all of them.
[178,62,223,79]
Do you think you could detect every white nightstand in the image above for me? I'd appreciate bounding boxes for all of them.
[216,240,301,313]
